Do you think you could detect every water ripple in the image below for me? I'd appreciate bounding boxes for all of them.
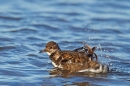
[0,0,130,85]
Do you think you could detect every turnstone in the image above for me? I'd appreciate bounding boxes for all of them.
[39,41,108,73]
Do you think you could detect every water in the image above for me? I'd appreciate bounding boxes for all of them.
[0,0,130,85]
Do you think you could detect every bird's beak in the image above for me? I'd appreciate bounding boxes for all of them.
[39,49,46,53]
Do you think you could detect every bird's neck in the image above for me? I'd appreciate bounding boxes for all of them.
[50,50,61,61]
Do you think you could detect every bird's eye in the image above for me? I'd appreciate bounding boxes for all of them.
[50,47,52,49]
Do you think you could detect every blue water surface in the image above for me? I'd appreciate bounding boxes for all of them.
[0,0,130,86]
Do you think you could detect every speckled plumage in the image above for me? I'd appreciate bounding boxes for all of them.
[40,41,108,73]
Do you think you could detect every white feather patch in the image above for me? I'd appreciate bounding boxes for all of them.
[52,62,58,67]
[51,62,63,68]
[46,52,51,56]
[78,64,108,73]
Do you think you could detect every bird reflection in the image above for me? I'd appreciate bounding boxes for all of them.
[66,82,90,86]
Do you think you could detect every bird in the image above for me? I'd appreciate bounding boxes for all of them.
[73,42,98,61]
[39,41,108,73]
